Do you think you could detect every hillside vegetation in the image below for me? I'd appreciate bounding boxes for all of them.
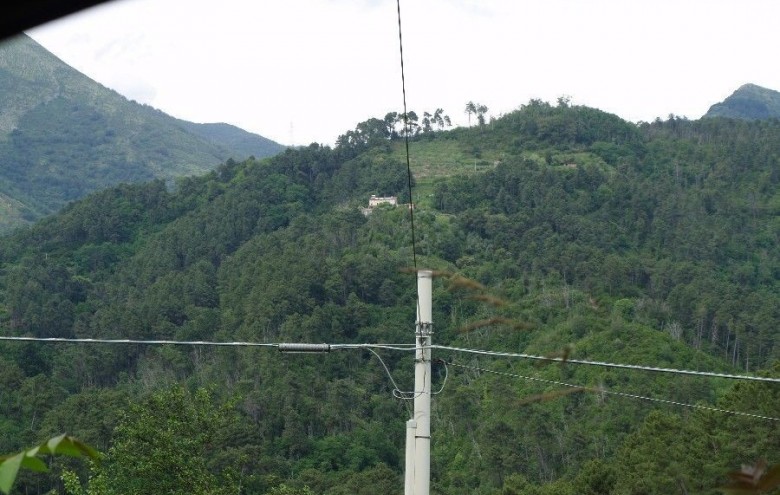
[0,34,284,232]
[705,83,780,120]
[0,100,778,495]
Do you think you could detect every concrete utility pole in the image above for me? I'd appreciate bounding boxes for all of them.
[405,270,432,495]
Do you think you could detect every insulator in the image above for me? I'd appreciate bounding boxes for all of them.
[278,343,331,353]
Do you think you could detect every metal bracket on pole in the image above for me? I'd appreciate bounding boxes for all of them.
[416,322,433,336]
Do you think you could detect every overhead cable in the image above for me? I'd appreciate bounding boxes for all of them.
[433,345,780,383]
[0,336,279,347]
[448,361,780,422]
[0,336,416,351]
[2,336,776,384]
[395,0,419,280]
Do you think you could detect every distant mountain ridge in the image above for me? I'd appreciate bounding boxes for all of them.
[0,34,284,232]
[704,83,780,120]
[176,120,282,161]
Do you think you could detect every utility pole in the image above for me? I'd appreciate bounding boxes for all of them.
[405,270,432,495]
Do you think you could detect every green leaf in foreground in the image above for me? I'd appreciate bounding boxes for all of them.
[0,435,99,494]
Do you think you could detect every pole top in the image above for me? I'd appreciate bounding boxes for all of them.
[416,269,433,328]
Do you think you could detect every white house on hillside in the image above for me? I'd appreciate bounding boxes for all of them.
[368,195,398,207]
[361,195,400,215]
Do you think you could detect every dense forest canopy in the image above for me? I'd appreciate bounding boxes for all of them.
[0,100,778,494]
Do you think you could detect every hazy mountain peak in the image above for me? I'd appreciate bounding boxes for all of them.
[704,83,780,120]
[0,34,284,231]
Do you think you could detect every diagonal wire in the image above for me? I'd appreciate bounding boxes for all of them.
[364,347,418,402]
[395,0,419,290]
[433,345,780,383]
[447,361,780,422]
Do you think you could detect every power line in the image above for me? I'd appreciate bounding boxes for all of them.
[2,336,777,384]
[364,346,418,402]
[0,336,277,347]
[395,0,418,280]
[448,361,780,422]
[0,336,414,351]
[432,345,780,383]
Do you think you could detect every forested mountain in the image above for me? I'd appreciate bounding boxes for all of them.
[0,100,778,495]
[705,83,780,120]
[0,34,284,232]
[175,120,283,160]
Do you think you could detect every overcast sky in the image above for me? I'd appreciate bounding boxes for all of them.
[25,0,780,146]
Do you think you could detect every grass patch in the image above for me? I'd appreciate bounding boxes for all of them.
[391,139,505,180]
[390,138,506,209]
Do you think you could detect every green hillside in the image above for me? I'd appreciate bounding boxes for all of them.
[0,34,284,232]
[176,120,283,161]
[705,83,780,120]
[0,101,778,495]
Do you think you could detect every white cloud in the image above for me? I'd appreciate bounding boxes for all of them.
[25,0,780,145]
